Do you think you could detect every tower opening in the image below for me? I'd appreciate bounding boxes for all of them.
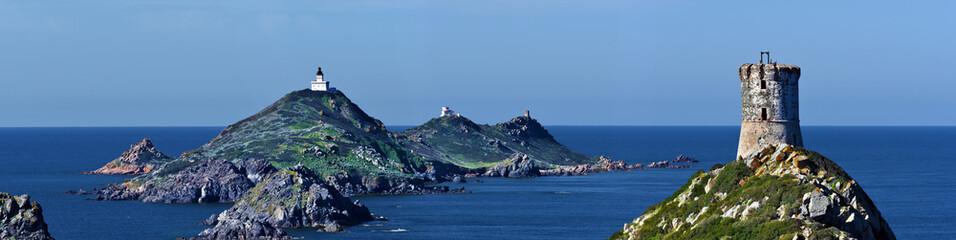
[761,80,767,89]
[760,108,768,121]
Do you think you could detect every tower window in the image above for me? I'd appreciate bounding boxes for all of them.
[760,80,767,89]
[760,108,768,121]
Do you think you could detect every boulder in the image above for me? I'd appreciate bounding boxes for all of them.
[481,153,540,177]
[0,192,55,240]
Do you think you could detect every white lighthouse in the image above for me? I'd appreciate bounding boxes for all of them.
[440,107,456,117]
[310,67,330,91]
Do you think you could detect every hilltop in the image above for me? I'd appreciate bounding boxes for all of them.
[610,144,894,240]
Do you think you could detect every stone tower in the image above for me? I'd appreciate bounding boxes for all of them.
[736,52,803,158]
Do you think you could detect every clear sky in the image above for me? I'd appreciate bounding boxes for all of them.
[1,0,953,127]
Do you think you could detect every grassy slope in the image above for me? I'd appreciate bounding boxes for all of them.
[610,145,878,240]
[151,89,429,179]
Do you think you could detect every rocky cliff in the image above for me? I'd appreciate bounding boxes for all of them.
[85,138,174,175]
[1,192,55,240]
[398,114,599,169]
[195,166,373,239]
[610,144,895,240]
[92,90,456,203]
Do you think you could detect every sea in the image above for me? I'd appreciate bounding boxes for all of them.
[0,126,953,239]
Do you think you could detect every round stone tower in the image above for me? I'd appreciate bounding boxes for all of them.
[736,52,803,158]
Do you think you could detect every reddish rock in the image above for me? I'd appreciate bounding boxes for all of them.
[84,138,174,175]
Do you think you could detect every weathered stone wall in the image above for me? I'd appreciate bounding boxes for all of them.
[737,63,803,158]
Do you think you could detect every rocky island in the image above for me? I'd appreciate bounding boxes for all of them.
[78,88,660,239]
[1,191,55,240]
[85,138,174,175]
[610,144,895,240]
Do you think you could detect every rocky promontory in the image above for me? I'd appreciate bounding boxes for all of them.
[93,159,276,203]
[479,153,540,177]
[1,192,55,240]
[195,165,373,239]
[610,144,895,240]
[85,138,174,175]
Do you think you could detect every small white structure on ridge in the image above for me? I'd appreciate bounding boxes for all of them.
[440,107,456,117]
[310,67,330,91]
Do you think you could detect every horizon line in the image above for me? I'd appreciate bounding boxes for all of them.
[1,124,954,128]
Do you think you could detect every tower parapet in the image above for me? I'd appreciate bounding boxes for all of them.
[736,52,803,158]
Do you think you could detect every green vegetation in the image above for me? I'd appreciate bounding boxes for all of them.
[611,145,866,240]
[398,114,599,169]
[134,89,432,188]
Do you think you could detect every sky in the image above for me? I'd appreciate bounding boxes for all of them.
[0,0,953,127]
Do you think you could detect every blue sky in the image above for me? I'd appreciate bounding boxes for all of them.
[0,0,953,126]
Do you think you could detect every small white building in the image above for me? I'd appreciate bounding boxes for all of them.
[310,67,330,91]
[440,107,456,117]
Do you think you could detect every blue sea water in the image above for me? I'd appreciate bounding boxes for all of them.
[0,126,953,239]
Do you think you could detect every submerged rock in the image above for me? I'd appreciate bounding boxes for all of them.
[196,165,373,239]
[610,144,895,240]
[0,192,55,240]
[85,138,174,175]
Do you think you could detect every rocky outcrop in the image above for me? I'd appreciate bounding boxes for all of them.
[610,144,895,240]
[670,155,699,163]
[481,153,539,177]
[1,192,54,240]
[195,166,374,239]
[397,114,600,169]
[540,156,643,176]
[93,159,276,203]
[324,173,469,196]
[85,138,174,175]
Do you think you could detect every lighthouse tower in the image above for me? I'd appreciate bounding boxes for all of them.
[310,67,330,91]
[736,52,803,158]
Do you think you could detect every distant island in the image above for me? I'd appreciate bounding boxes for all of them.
[74,68,693,239]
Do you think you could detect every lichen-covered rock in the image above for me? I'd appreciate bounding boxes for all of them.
[195,165,373,239]
[85,138,174,175]
[481,153,539,177]
[0,192,54,240]
[610,144,895,240]
[94,159,276,203]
